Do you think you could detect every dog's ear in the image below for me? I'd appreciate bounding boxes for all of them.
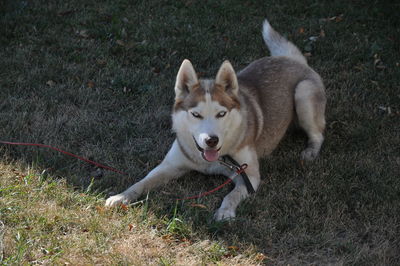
[215,60,238,96]
[174,59,199,99]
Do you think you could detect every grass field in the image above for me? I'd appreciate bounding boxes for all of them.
[1,0,399,264]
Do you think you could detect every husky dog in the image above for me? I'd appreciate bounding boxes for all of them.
[105,19,326,220]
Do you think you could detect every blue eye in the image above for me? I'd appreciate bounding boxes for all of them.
[191,112,203,119]
[216,111,227,118]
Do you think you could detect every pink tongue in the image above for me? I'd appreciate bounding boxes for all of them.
[203,149,219,162]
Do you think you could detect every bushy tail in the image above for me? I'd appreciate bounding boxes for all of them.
[262,19,307,65]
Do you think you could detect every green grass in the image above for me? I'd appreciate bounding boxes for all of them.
[0,162,261,264]
[1,0,400,264]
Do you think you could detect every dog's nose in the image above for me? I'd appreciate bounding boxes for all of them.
[205,136,219,148]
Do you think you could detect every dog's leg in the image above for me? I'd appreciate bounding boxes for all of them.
[105,140,190,206]
[295,80,326,161]
[214,146,261,221]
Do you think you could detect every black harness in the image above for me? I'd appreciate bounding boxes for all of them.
[220,155,255,194]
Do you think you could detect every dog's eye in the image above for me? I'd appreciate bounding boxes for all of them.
[191,112,203,119]
[216,111,227,118]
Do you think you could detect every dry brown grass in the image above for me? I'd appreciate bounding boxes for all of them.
[0,161,264,264]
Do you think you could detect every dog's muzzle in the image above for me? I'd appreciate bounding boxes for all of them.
[193,136,220,162]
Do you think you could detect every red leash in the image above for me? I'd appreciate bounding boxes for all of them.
[177,163,247,200]
[177,179,233,200]
[0,140,247,201]
[0,140,128,176]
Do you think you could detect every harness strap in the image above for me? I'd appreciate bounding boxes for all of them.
[221,155,255,194]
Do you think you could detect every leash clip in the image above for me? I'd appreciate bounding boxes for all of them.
[218,158,238,172]
[236,163,248,174]
[218,157,248,175]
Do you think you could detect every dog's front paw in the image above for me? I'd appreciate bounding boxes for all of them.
[301,148,319,161]
[214,208,236,221]
[105,193,131,207]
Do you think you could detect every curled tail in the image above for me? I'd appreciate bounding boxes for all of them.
[262,19,307,65]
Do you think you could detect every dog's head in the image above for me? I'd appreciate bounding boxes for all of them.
[172,59,242,162]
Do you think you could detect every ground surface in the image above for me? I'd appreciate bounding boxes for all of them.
[1,0,399,265]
